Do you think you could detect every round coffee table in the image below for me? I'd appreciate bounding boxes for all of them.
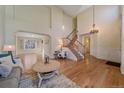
[33,60,60,87]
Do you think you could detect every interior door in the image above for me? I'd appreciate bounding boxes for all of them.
[84,36,90,55]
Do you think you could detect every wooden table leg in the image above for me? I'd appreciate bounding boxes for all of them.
[55,70,60,75]
[37,70,60,87]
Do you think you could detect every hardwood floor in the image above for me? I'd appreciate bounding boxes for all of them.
[24,55,124,88]
[58,56,124,88]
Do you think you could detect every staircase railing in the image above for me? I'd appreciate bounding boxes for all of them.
[66,29,78,40]
[63,38,70,47]
[63,30,99,59]
[62,29,85,57]
[74,40,84,55]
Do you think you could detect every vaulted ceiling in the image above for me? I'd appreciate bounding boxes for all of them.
[57,5,92,16]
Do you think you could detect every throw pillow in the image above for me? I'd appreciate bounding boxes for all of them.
[0,63,12,78]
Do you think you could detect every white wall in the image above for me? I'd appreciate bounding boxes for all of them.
[78,5,121,63]
[1,5,73,58]
[0,6,4,50]
[15,6,50,34]
[121,6,124,74]
[50,6,73,57]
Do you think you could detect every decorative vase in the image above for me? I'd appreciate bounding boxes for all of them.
[44,55,49,64]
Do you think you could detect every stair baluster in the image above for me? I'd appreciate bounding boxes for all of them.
[63,30,84,61]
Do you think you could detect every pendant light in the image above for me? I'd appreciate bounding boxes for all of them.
[62,10,65,30]
[90,5,99,33]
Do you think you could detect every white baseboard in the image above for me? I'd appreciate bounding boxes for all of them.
[93,47,121,63]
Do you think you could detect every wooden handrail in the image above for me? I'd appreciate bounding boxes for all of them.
[75,40,85,47]
[67,38,84,48]
[63,38,84,54]
[66,29,78,39]
[80,30,99,36]
[63,29,85,55]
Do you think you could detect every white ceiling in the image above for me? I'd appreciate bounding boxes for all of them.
[57,5,92,17]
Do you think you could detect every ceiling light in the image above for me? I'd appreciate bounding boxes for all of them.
[90,5,99,33]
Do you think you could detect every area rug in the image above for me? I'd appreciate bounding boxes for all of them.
[19,74,80,88]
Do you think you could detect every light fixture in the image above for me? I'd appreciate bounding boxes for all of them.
[49,7,52,30]
[86,39,89,43]
[3,45,15,52]
[31,35,34,37]
[90,5,99,33]
[62,25,65,30]
[62,11,65,30]
[3,45,16,64]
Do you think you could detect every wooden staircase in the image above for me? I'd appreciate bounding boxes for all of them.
[68,45,83,61]
[63,30,84,61]
[62,29,99,61]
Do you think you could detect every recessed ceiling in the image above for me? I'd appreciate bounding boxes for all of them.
[57,5,92,17]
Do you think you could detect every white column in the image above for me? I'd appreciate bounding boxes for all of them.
[4,5,16,45]
[121,6,124,74]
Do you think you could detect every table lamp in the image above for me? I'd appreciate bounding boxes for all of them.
[3,45,16,64]
[58,39,64,51]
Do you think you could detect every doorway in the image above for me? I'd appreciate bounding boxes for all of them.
[83,36,90,55]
